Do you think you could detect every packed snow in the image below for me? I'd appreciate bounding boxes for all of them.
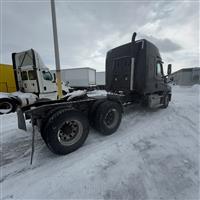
[87,89,107,97]
[0,93,10,99]
[0,86,199,200]
[64,90,87,101]
[0,91,37,100]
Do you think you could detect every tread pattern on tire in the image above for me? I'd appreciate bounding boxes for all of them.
[40,107,70,139]
[42,109,89,155]
[0,98,17,114]
[89,100,105,128]
[94,101,122,135]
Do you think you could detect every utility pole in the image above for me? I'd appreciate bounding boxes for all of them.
[50,0,62,99]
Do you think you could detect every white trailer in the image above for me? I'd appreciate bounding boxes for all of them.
[52,68,96,88]
[96,71,105,87]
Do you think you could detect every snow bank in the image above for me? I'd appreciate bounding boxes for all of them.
[1,86,199,199]
[172,84,200,93]
[0,91,37,99]
[0,92,10,99]
[11,91,37,99]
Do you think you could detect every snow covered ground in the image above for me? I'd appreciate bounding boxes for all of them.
[0,86,199,200]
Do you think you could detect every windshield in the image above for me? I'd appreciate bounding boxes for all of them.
[42,71,53,81]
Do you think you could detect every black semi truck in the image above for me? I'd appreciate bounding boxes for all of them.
[18,33,172,155]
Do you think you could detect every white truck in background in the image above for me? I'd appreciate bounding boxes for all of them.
[0,49,69,114]
[51,67,96,90]
[51,68,106,90]
[96,71,105,89]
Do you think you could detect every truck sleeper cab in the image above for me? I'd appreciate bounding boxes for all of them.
[106,37,171,108]
[18,33,172,156]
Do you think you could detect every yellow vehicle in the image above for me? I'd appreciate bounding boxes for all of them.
[0,64,16,92]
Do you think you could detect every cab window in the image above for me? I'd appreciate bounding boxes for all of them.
[42,71,53,81]
[28,70,37,80]
[156,62,163,77]
[21,71,28,80]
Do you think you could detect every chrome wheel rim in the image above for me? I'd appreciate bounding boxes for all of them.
[57,120,83,146]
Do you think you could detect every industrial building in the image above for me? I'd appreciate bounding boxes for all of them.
[169,67,200,86]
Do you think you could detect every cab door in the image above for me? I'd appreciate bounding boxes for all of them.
[40,70,57,94]
[20,70,29,92]
[155,61,165,91]
[21,70,39,93]
[27,70,39,93]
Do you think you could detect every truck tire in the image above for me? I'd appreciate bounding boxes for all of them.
[40,107,68,141]
[43,109,89,155]
[94,101,122,135]
[0,98,17,114]
[89,99,105,128]
[161,95,169,109]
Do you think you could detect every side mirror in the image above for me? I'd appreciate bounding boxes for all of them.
[167,64,172,75]
[52,73,56,83]
[65,81,69,86]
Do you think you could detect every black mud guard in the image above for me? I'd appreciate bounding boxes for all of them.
[17,108,27,131]
[107,94,124,113]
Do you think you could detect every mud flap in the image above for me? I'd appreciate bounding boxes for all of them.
[17,108,27,131]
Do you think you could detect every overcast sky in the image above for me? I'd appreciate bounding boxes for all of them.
[1,0,199,72]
